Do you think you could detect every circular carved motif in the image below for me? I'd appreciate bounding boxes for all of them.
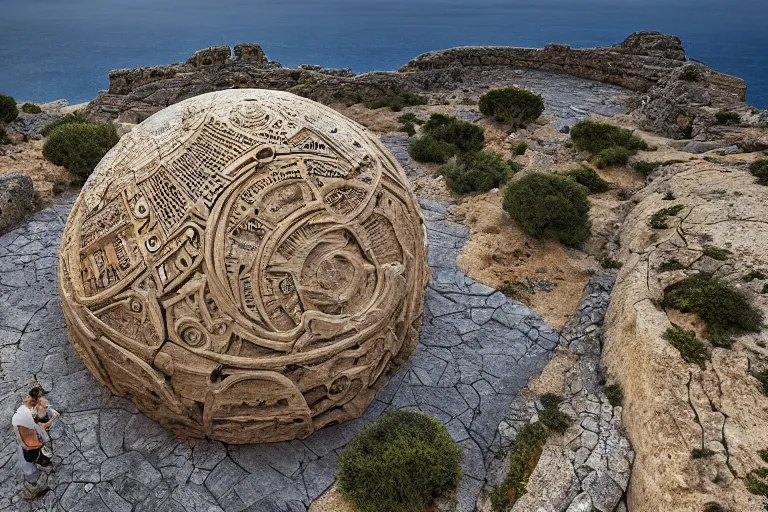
[58,89,428,443]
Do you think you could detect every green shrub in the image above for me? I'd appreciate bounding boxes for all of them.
[679,66,701,82]
[538,394,570,433]
[564,165,610,193]
[0,95,18,123]
[570,119,648,155]
[702,245,731,261]
[338,410,462,512]
[663,192,676,200]
[758,448,768,463]
[744,270,768,281]
[594,146,631,169]
[364,93,428,111]
[703,503,727,512]
[490,422,547,510]
[42,123,119,179]
[399,122,416,137]
[691,448,715,459]
[746,468,768,497]
[397,113,424,126]
[40,111,91,136]
[21,103,42,114]
[764,284,768,295]
[755,370,768,396]
[407,136,454,163]
[750,159,768,186]
[479,87,544,125]
[659,259,685,272]
[503,173,591,248]
[0,127,10,146]
[499,281,526,299]
[662,273,764,346]
[441,151,513,194]
[650,204,685,229]
[514,142,528,155]
[507,160,525,175]
[715,110,740,125]
[663,325,709,368]
[604,383,624,406]
[422,113,485,154]
[599,256,622,270]
[632,161,661,176]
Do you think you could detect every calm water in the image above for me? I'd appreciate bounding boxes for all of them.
[1,0,767,108]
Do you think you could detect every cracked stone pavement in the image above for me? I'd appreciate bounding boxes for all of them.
[0,193,559,512]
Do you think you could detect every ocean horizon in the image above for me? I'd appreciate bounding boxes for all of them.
[1,0,766,108]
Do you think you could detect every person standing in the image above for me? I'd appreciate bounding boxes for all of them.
[11,387,55,500]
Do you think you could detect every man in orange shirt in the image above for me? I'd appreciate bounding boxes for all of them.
[11,387,54,500]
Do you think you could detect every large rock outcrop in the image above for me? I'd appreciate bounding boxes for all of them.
[602,159,768,511]
[60,89,429,444]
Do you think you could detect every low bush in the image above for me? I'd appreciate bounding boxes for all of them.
[507,160,525,175]
[744,270,768,281]
[364,93,428,112]
[691,448,715,459]
[440,151,513,194]
[407,135,454,163]
[750,159,768,186]
[746,468,768,498]
[604,383,624,406]
[490,422,547,510]
[663,191,676,200]
[514,142,528,155]
[503,173,590,248]
[40,111,91,136]
[338,410,462,512]
[659,259,685,272]
[756,370,768,396]
[399,122,416,137]
[42,122,119,180]
[564,165,610,193]
[538,394,570,433]
[397,113,424,126]
[650,204,685,229]
[632,161,660,176]
[663,324,709,368]
[0,95,18,123]
[0,127,10,146]
[679,66,701,82]
[479,87,544,125]
[703,503,727,512]
[570,119,648,155]
[408,114,485,163]
[715,110,740,125]
[702,245,731,261]
[758,448,768,463]
[661,273,764,346]
[594,146,631,169]
[599,256,622,270]
[21,103,42,114]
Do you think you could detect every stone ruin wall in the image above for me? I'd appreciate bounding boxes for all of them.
[86,32,748,127]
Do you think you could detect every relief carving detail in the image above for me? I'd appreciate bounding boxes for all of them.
[58,89,428,444]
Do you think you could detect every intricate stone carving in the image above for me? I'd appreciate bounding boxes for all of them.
[58,89,428,444]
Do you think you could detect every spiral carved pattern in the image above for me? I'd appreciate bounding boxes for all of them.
[58,90,428,443]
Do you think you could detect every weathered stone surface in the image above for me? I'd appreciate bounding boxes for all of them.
[602,159,768,512]
[0,173,35,235]
[59,89,429,444]
[1,175,559,511]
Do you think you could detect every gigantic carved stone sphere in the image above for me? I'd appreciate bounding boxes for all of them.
[58,90,428,444]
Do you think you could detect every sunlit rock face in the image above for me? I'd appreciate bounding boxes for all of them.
[58,89,428,444]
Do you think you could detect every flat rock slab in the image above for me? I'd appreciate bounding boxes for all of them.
[0,195,557,512]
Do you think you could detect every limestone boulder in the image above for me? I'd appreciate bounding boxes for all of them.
[0,172,35,234]
[602,159,768,512]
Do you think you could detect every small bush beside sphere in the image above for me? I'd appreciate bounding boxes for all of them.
[337,410,462,512]
[43,122,119,180]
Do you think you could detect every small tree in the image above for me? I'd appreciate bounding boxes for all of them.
[0,95,18,123]
[43,123,119,180]
[441,151,513,194]
[479,87,544,125]
[503,173,591,247]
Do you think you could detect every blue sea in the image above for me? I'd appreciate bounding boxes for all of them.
[1,0,766,108]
